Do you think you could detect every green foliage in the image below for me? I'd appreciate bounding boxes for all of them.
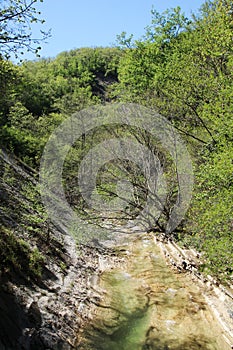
[0,47,121,165]
[1,124,43,165]
[116,32,134,49]
[18,47,122,117]
[0,226,45,279]
[144,6,191,43]
[0,0,50,60]
[0,0,232,282]
[116,0,233,281]
[116,6,191,104]
[0,59,21,124]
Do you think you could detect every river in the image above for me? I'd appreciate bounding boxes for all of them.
[79,231,232,349]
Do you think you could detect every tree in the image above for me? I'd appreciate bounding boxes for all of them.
[116,7,191,105]
[115,1,233,281]
[0,0,50,59]
[144,6,191,44]
[0,59,20,123]
[116,31,134,49]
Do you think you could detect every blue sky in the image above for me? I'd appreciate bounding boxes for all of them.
[27,0,205,60]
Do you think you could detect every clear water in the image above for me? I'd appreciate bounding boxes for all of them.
[80,234,230,350]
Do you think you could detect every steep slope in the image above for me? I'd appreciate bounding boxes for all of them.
[0,147,117,349]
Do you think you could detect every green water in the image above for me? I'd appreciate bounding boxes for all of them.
[80,234,230,350]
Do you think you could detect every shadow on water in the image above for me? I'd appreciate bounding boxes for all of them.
[80,234,230,350]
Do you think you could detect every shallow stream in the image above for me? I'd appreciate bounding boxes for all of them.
[80,233,230,349]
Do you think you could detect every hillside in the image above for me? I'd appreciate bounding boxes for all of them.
[0,146,126,349]
[0,1,233,348]
[0,47,122,349]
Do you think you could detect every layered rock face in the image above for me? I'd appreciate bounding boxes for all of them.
[0,148,119,349]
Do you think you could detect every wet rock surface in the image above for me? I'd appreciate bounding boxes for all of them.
[79,232,233,350]
[0,237,123,350]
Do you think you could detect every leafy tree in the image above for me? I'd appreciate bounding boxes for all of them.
[116,7,190,105]
[144,6,191,44]
[116,0,233,281]
[0,0,50,59]
[116,31,134,49]
[0,47,121,165]
[0,59,20,123]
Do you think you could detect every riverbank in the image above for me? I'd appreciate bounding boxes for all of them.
[155,234,233,348]
[0,232,124,349]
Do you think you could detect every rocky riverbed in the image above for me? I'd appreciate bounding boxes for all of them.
[77,229,233,350]
[1,222,233,349]
[0,233,124,350]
